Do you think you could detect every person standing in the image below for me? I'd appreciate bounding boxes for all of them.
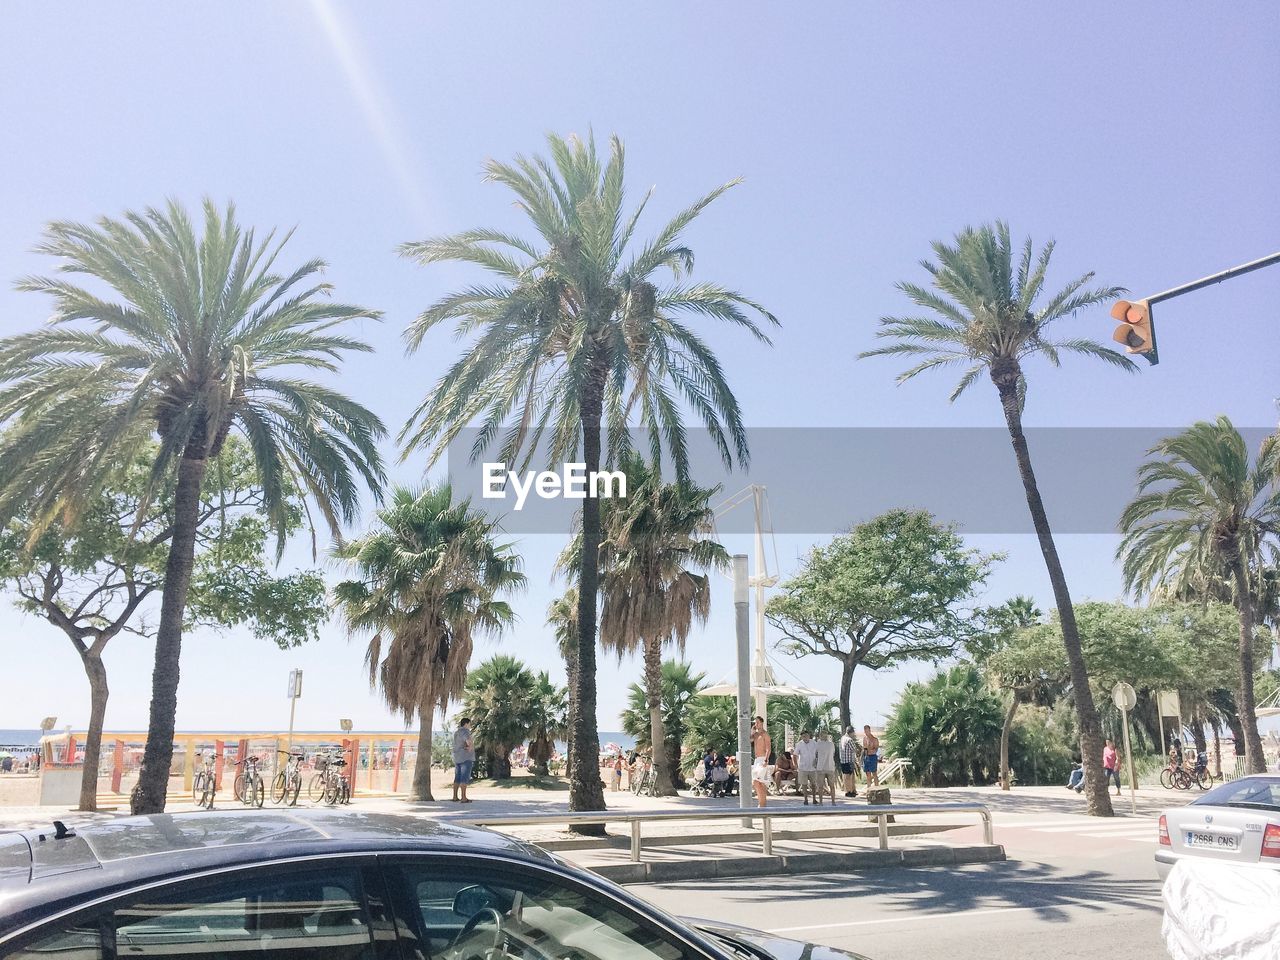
[793,730,820,805]
[862,725,880,788]
[839,726,859,798]
[1103,738,1122,796]
[816,730,838,805]
[451,718,475,803]
[611,755,623,791]
[751,754,769,808]
[751,716,772,761]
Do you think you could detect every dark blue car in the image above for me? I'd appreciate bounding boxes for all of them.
[0,810,868,960]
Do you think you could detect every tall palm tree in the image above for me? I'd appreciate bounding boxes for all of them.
[1118,417,1280,773]
[333,485,524,800]
[560,456,727,795]
[398,133,776,813]
[620,660,707,789]
[0,200,386,813]
[546,588,579,777]
[860,221,1132,816]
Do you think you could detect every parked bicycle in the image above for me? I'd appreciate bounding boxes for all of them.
[271,750,305,806]
[232,754,265,808]
[192,753,217,809]
[630,758,655,797]
[320,753,352,806]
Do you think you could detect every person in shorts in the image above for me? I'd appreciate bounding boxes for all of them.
[793,730,820,805]
[862,725,880,788]
[451,717,475,802]
[839,726,859,797]
[816,730,838,805]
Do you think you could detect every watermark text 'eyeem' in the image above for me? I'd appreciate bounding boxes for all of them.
[482,463,627,511]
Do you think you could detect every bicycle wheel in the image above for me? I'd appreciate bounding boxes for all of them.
[1172,769,1192,790]
[233,773,245,803]
[323,776,339,806]
[1159,768,1174,789]
[192,772,204,804]
[201,779,215,809]
[251,775,265,808]
[1194,770,1211,791]
[287,773,301,806]
[271,772,287,804]
[308,772,327,802]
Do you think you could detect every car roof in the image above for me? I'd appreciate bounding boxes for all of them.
[0,810,551,934]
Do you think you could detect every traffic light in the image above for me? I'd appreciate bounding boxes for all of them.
[1110,299,1159,365]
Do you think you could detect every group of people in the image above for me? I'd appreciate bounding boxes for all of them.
[746,718,882,809]
[1065,737,1127,795]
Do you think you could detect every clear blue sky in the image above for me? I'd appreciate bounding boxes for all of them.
[1,3,1277,736]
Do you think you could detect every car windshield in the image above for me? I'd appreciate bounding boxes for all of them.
[1193,777,1280,811]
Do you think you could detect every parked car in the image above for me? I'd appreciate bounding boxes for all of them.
[0,809,870,960]
[1156,773,1280,878]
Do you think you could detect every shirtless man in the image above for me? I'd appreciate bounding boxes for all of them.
[751,716,771,760]
[862,724,880,788]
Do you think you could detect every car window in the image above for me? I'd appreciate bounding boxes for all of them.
[10,866,377,960]
[1195,777,1280,810]
[387,862,698,960]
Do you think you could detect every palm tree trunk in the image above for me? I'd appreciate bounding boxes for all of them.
[643,638,675,796]
[838,656,855,732]
[570,357,607,823]
[563,649,578,781]
[992,366,1113,816]
[134,452,208,814]
[1228,553,1266,773]
[78,652,109,812]
[1000,694,1019,791]
[412,704,435,801]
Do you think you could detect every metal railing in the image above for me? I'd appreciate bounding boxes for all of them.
[465,801,993,863]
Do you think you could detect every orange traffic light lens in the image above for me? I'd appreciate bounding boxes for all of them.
[1126,305,1145,323]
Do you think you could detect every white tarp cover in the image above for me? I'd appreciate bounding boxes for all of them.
[1163,859,1280,959]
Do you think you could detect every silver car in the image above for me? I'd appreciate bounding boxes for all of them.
[1156,774,1280,878]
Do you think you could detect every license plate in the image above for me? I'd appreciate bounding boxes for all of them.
[1185,830,1238,851]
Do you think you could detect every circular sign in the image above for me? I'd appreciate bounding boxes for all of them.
[1112,681,1137,712]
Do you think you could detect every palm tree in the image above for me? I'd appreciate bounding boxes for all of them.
[526,672,568,776]
[560,455,726,795]
[885,665,1005,787]
[462,655,540,780]
[1118,417,1280,773]
[977,596,1046,790]
[860,221,1131,816]
[546,588,579,777]
[620,660,707,788]
[333,485,524,800]
[398,133,776,813]
[767,695,841,744]
[0,200,386,813]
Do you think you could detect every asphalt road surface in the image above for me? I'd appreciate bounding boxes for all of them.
[631,810,1167,960]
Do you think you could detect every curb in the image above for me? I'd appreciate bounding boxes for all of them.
[587,843,1006,884]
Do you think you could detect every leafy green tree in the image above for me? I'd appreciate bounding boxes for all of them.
[333,485,524,800]
[861,222,1131,815]
[767,509,998,730]
[620,660,706,788]
[972,597,1046,790]
[0,439,325,811]
[0,200,385,813]
[398,133,776,814]
[1119,418,1280,773]
[885,664,1005,786]
[527,672,568,776]
[462,655,539,780]
[562,456,726,795]
[1007,705,1077,786]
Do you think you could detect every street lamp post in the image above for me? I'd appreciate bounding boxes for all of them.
[734,554,752,824]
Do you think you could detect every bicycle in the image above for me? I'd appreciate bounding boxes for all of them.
[307,754,331,803]
[322,755,351,805]
[631,760,656,797]
[192,753,217,809]
[271,750,304,806]
[232,755,265,808]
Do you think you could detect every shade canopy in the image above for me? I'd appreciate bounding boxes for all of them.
[698,681,827,699]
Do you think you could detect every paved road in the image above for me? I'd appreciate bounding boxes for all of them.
[631,810,1168,960]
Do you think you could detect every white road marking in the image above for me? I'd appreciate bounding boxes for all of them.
[767,897,1159,934]
[1034,821,1155,833]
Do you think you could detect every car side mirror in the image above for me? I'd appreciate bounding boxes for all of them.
[453,884,496,918]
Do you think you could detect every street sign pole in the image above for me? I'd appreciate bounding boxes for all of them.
[287,670,303,752]
[1112,682,1138,814]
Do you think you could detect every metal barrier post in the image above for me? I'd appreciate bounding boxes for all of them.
[982,810,993,846]
[877,813,889,850]
[762,817,773,856]
[630,820,641,862]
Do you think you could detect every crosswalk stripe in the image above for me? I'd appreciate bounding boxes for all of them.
[998,817,1152,829]
[1033,821,1155,833]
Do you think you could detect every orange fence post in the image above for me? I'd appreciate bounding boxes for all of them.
[367,741,376,790]
[348,738,360,798]
[65,735,78,765]
[392,738,405,793]
[214,740,225,790]
[110,740,125,793]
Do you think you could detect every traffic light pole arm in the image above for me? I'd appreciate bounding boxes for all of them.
[1143,250,1280,307]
